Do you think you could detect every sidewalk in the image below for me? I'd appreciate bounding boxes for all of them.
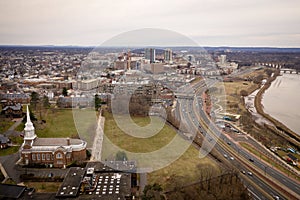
[8,118,23,131]
[90,115,105,161]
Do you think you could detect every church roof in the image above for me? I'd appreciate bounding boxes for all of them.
[33,138,83,146]
[22,106,86,153]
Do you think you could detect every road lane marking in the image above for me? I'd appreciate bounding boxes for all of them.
[248,189,261,200]
[282,178,287,183]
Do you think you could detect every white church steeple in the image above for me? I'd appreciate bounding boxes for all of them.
[24,105,37,140]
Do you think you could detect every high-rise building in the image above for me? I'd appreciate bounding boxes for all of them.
[164,49,173,63]
[145,48,156,63]
[219,55,227,65]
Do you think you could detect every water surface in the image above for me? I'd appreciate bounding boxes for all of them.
[262,73,300,135]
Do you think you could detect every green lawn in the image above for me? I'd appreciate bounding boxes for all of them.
[34,109,78,138]
[102,111,221,189]
[14,108,98,147]
[0,119,14,134]
[9,135,23,145]
[103,112,175,153]
[3,178,16,185]
[24,182,61,193]
[72,108,98,147]
[148,146,221,189]
[0,146,20,157]
[15,122,25,132]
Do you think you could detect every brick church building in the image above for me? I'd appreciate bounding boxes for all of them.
[20,106,87,168]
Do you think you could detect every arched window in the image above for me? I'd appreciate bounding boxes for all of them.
[56,152,62,159]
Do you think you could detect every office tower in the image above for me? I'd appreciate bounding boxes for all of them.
[145,48,156,63]
[164,49,172,63]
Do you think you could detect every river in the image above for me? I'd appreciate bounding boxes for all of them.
[262,73,300,135]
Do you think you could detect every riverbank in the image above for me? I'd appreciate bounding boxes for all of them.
[254,70,300,148]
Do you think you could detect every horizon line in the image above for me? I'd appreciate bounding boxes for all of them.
[1,44,300,49]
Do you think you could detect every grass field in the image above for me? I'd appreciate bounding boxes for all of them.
[15,122,25,132]
[72,108,98,147]
[9,134,23,145]
[148,146,221,189]
[225,81,258,112]
[24,182,61,193]
[34,109,78,138]
[0,146,20,157]
[239,68,272,80]
[211,80,259,115]
[14,108,98,147]
[211,69,273,115]
[103,112,175,153]
[8,107,221,190]
[224,81,258,97]
[0,119,14,134]
[102,111,221,189]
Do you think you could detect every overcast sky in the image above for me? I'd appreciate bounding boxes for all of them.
[0,0,299,47]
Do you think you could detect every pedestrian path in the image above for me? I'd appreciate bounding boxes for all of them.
[90,115,105,161]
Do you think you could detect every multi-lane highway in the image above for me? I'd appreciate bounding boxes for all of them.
[178,97,277,200]
[175,79,300,200]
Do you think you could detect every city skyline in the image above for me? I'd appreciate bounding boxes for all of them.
[0,0,300,47]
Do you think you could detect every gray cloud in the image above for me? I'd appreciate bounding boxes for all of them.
[0,0,299,46]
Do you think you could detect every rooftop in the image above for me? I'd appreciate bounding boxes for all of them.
[33,138,83,146]
[0,183,26,199]
[87,161,137,173]
[56,167,85,198]
[2,103,22,111]
[56,162,134,199]
[0,134,9,144]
